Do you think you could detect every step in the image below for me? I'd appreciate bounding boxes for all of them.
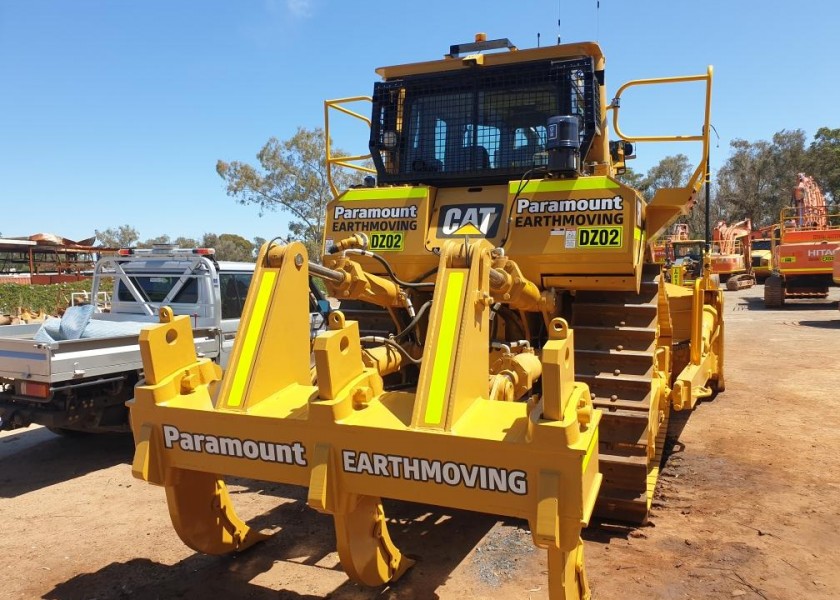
[594,489,649,523]
[574,349,654,378]
[579,375,651,410]
[576,283,658,304]
[573,303,658,328]
[599,409,649,446]
[573,325,657,352]
[598,453,649,491]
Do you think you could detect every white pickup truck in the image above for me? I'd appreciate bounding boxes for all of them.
[0,246,260,434]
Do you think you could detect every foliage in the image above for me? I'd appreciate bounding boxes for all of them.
[216,127,365,260]
[614,167,645,191]
[95,224,139,248]
[200,233,255,262]
[0,280,113,314]
[715,130,807,228]
[640,127,837,239]
[807,127,840,203]
[640,154,692,201]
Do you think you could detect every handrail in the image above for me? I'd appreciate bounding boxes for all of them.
[324,96,376,198]
[609,66,713,192]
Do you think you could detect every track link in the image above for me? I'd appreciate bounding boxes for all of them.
[572,266,667,523]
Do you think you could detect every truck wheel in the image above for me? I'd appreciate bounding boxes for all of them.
[764,275,784,308]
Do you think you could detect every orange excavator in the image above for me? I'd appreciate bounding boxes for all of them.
[651,223,688,264]
[764,174,840,307]
[712,219,755,290]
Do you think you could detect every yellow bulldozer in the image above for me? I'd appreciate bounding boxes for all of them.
[129,34,723,599]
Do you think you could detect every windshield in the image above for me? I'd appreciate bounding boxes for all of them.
[370,57,599,186]
[116,273,198,303]
[673,243,703,260]
[751,240,772,251]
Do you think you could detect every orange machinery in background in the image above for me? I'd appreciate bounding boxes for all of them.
[711,219,755,290]
[749,225,777,281]
[764,174,840,307]
[651,223,688,263]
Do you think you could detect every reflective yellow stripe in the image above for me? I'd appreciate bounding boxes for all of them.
[634,227,643,241]
[227,270,277,408]
[510,176,620,194]
[779,267,833,273]
[340,187,428,201]
[582,429,598,473]
[424,271,464,424]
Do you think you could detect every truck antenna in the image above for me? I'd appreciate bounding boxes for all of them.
[596,0,600,40]
[557,0,561,44]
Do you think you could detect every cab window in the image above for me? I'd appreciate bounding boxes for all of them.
[220,272,253,319]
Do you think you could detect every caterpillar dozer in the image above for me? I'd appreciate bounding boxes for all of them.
[129,34,722,599]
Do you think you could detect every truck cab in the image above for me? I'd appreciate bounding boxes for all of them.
[0,247,256,432]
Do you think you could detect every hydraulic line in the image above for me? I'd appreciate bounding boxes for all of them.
[393,300,432,342]
[341,248,435,289]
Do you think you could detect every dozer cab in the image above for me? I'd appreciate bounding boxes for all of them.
[129,34,722,599]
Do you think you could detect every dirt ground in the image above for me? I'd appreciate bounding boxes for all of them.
[2,285,839,600]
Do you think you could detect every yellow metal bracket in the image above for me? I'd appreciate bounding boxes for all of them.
[325,97,376,198]
[609,67,714,241]
[129,240,602,599]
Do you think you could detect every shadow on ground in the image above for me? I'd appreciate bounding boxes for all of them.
[0,428,133,498]
[46,488,499,600]
[742,295,839,312]
[797,319,840,329]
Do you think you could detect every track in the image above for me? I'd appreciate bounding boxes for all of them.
[572,265,668,523]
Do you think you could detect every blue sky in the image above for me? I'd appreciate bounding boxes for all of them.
[1,0,837,244]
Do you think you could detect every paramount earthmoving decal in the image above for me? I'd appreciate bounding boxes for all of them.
[342,450,527,494]
[331,205,419,232]
[514,195,625,228]
[163,425,308,466]
[161,425,528,495]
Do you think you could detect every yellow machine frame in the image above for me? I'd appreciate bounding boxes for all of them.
[131,240,601,598]
[130,37,721,600]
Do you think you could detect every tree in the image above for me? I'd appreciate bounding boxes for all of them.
[137,234,171,248]
[173,236,200,248]
[95,225,139,248]
[252,236,267,258]
[806,127,840,204]
[641,154,692,202]
[632,154,714,237]
[716,130,807,228]
[201,233,255,262]
[216,127,364,260]
[615,167,646,193]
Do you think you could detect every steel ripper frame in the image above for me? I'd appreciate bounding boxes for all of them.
[130,240,601,599]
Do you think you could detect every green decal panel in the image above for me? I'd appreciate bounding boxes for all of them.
[369,232,405,252]
[577,226,623,248]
